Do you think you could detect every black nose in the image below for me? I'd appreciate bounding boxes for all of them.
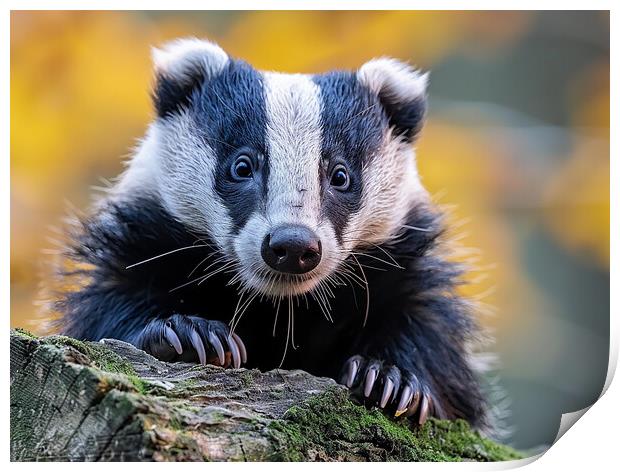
[261,225,322,274]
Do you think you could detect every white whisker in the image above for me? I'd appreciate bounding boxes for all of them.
[351,254,370,327]
[125,243,210,269]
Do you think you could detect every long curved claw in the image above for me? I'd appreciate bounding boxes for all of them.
[231,333,247,364]
[380,378,394,408]
[418,394,430,425]
[189,328,207,365]
[345,359,360,388]
[404,390,421,418]
[363,367,379,398]
[163,324,183,355]
[395,385,413,417]
[207,331,226,366]
[228,335,241,369]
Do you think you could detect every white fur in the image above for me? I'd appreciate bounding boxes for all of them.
[152,38,228,83]
[154,112,234,253]
[357,57,428,104]
[112,112,234,255]
[263,72,323,227]
[232,72,343,297]
[343,134,429,251]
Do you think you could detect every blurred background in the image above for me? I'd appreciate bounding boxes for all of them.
[10,11,609,452]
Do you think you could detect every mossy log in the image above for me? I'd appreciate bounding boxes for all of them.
[10,329,522,462]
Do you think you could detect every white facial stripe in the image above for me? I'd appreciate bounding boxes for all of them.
[262,72,323,229]
[153,114,234,252]
[344,135,428,250]
[227,73,348,298]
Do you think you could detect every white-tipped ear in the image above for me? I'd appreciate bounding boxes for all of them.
[151,38,229,118]
[358,58,429,141]
[358,57,428,102]
[152,38,228,83]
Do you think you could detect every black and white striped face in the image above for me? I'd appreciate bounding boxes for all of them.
[119,39,430,298]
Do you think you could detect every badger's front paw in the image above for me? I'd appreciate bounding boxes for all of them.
[137,314,247,368]
[339,355,437,425]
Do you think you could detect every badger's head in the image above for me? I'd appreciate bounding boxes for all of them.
[118,38,430,298]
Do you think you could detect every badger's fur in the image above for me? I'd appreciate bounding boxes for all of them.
[51,38,491,430]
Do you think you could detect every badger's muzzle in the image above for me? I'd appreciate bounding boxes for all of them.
[261,224,322,274]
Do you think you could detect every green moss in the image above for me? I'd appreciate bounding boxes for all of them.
[239,370,256,388]
[41,335,147,393]
[268,387,522,462]
[12,328,38,339]
[125,374,147,394]
[413,419,522,461]
[45,335,135,374]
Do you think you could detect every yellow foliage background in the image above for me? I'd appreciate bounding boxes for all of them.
[10,11,609,449]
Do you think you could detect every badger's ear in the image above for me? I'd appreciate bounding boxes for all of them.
[151,38,229,118]
[358,58,428,142]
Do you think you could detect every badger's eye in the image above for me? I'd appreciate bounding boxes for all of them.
[329,165,350,190]
[231,155,253,180]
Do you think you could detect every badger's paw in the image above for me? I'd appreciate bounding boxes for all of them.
[339,355,439,425]
[137,314,247,368]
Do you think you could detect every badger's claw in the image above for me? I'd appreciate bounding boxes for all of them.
[189,327,207,365]
[380,378,394,408]
[338,355,435,424]
[364,365,379,397]
[207,331,226,365]
[163,324,183,355]
[231,333,247,364]
[417,391,431,425]
[228,333,242,369]
[395,385,413,417]
[342,355,361,388]
[138,315,247,368]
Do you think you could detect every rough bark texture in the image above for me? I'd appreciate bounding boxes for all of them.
[10,329,522,462]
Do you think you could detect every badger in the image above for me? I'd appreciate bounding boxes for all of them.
[50,38,491,430]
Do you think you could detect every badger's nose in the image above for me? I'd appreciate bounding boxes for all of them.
[261,225,322,274]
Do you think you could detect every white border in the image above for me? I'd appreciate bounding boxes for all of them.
[4,3,615,468]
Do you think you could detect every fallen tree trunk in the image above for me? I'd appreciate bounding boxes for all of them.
[10,329,522,462]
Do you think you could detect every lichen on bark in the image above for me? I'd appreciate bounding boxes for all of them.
[10,329,523,462]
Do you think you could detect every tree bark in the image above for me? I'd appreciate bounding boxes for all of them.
[10,329,522,462]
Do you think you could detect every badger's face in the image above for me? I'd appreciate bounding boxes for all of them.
[120,39,429,298]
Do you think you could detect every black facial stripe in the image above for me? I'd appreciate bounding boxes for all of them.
[189,59,268,233]
[154,65,205,119]
[313,72,386,242]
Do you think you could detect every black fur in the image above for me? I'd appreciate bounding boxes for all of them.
[192,60,268,233]
[380,95,426,142]
[154,61,207,118]
[55,196,489,429]
[313,72,385,241]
